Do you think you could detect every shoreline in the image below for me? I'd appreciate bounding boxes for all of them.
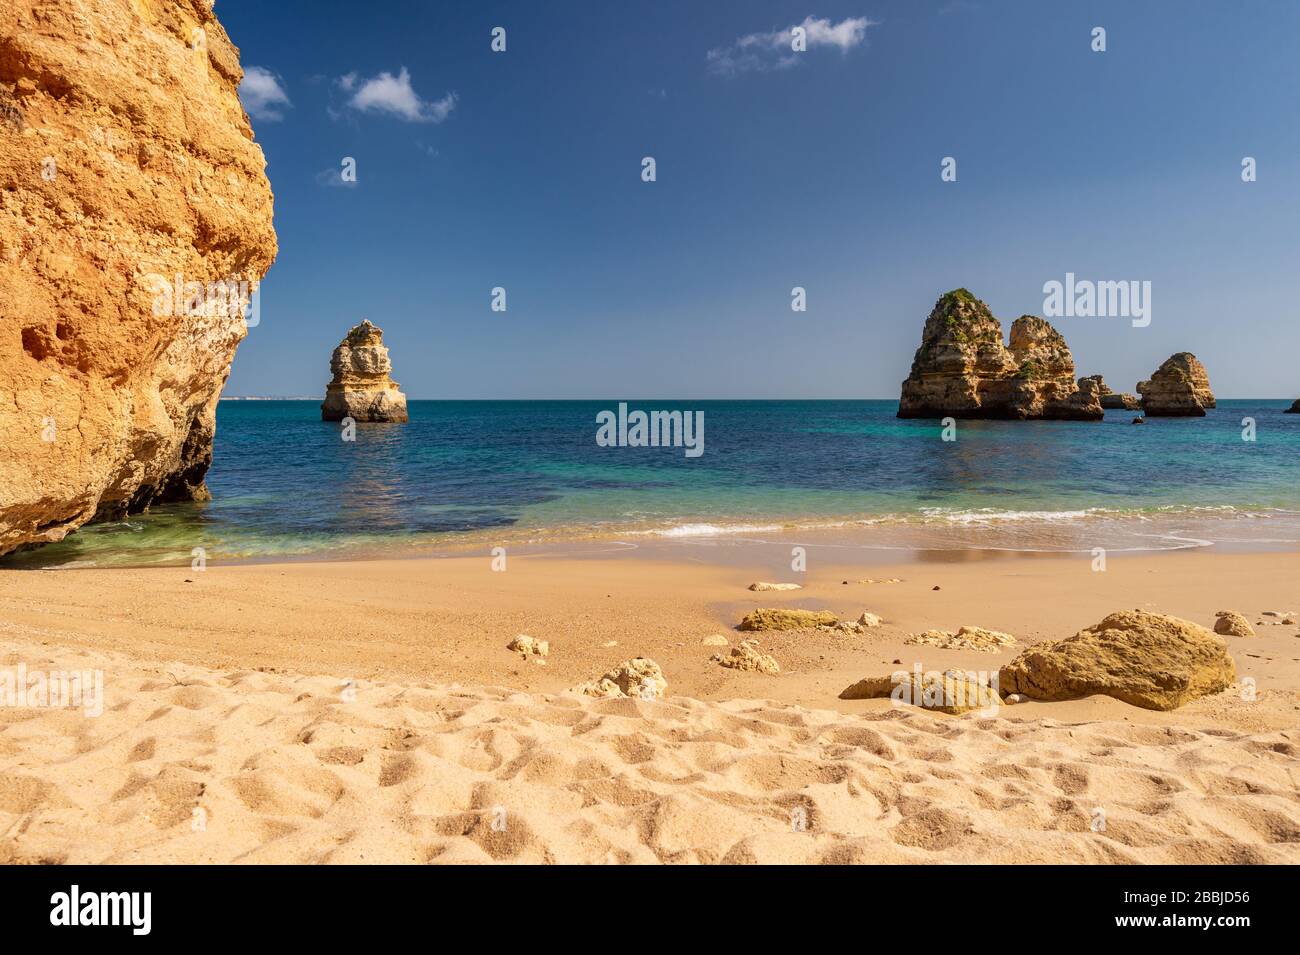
[7,504,1300,571]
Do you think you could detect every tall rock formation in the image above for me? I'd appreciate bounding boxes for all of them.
[898,290,1102,420]
[1137,353,1216,417]
[0,0,277,556]
[321,321,409,423]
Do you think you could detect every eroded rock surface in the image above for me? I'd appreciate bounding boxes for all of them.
[0,0,278,556]
[738,608,838,632]
[898,290,1102,420]
[1213,612,1254,638]
[1082,375,1140,410]
[839,669,999,715]
[320,320,408,423]
[507,635,549,658]
[1137,353,1216,417]
[905,626,1016,652]
[571,658,667,699]
[999,610,1236,711]
[715,640,780,675]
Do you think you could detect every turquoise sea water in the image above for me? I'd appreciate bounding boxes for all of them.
[8,399,1300,567]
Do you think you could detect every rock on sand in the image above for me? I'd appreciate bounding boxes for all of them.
[999,610,1236,711]
[738,608,837,631]
[571,658,667,700]
[1213,611,1255,638]
[715,641,780,675]
[905,626,1016,652]
[839,669,998,715]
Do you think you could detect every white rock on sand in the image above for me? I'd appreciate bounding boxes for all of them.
[507,635,549,658]
[905,626,1016,652]
[747,582,802,592]
[570,658,667,700]
[831,612,883,635]
[714,640,780,675]
[0,638,1296,864]
[701,634,730,647]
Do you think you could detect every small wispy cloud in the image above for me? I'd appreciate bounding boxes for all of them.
[314,166,357,188]
[336,67,456,123]
[239,66,292,121]
[707,15,877,76]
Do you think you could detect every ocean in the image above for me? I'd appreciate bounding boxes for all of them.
[8,399,1300,567]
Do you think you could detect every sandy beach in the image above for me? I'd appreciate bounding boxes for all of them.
[2,545,1297,863]
[5,0,1300,905]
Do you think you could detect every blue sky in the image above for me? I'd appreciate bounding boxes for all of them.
[222,0,1300,399]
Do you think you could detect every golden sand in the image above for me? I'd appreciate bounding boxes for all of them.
[1,548,1298,863]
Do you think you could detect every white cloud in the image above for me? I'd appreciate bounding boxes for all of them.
[338,67,456,123]
[314,166,358,189]
[239,66,292,121]
[707,16,877,76]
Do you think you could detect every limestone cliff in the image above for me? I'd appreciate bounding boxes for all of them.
[0,0,277,556]
[1081,375,1140,410]
[898,290,1102,420]
[321,321,409,423]
[1137,353,1216,417]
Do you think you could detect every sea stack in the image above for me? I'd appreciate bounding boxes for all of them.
[321,321,409,423]
[1081,375,1140,410]
[0,0,277,557]
[898,290,1103,420]
[1137,353,1216,417]
[1286,399,1300,414]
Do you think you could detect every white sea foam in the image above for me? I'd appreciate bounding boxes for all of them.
[916,507,1098,525]
[643,522,784,538]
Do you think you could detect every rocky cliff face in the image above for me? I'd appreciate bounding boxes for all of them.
[898,290,1102,420]
[1137,353,1216,417]
[1081,375,1140,410]
[0,0,277,556]
[1287,399,1300,414]
[321,321,409,423]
